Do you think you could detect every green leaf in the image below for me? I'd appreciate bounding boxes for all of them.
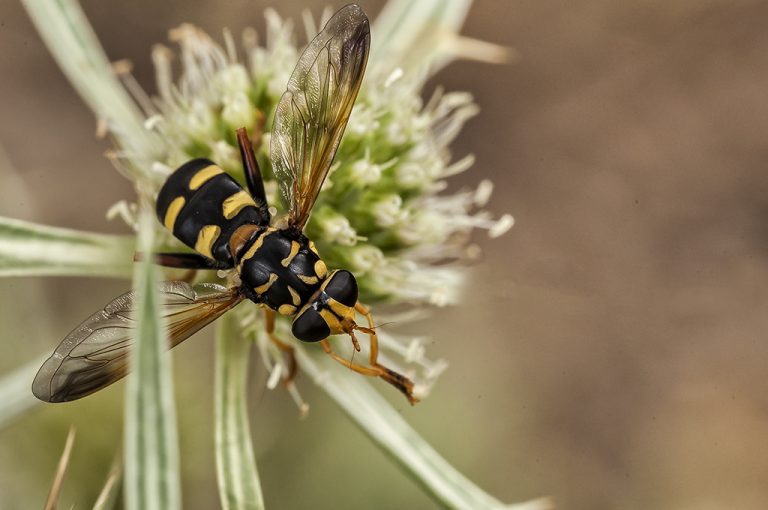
[0,216,133,278]
[215,309,265,510]
[124,204,181,510]
[295,345,551,510]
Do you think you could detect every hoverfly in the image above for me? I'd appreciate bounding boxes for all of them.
[32,4,418,405]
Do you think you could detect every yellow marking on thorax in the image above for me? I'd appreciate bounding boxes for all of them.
[189,165,223,190]
[308,240,319,256]
[314,259,328,279]
[281,241,300,267]
[278,304,297,316]
[163,197,186,231]
[253,273,278,294]
[237,228,275,270]
[222,190,256,220]
[287,286,301,306]
[195,225,221,259]
[297,274,319,285]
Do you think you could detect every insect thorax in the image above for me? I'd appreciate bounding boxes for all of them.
[237,228,328,316]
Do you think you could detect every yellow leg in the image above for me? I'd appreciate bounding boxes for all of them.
[322,303,420,405]
[353,302,378,364]
[264,309,297,385]
[320,340,383,377]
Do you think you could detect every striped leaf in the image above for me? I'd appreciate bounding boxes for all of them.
[124,204,181,510]
[215,310,265,510]
[0,216,133,278]
[295,344,551,510]
[372,0,510,79]
[21,0,162,179]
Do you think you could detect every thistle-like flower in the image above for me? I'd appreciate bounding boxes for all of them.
[105,7,512,403]
[3,1,549,509]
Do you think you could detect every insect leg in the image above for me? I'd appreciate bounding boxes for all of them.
[264,308,298,384]
[319,339,383,378]
[134,252,230,282]
[236,127,269,207]
[355,302,419,404]
[321,305,420,406]
[134,252,228,270]
[353,302,379,364]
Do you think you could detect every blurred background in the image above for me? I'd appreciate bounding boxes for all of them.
[2,0,768,508]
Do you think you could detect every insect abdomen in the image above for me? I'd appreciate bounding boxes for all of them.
[156,158,269,266]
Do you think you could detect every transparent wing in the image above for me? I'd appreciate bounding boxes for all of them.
[270,4,370,230]
[32,281,243,403]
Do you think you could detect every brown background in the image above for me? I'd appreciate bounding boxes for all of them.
[1,0,768,508]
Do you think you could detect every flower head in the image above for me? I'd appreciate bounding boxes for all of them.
[115,8,513,299]
[104,7,512,401]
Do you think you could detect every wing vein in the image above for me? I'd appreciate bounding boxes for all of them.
[32,282,243,402]
[270,5,370,231]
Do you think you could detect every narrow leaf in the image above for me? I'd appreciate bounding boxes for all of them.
[295,345,551,510]
[371,0,510,79]
[44,426,77,510]
[373,0,470,46]
[21,0,162,177]
[215,310,265,510]
[0,217,133,278]
[124,204,181,510]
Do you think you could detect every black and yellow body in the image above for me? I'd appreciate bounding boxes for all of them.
[156,158,269,268]
[291,269,359,342]
[156,159,361,344]
[34,6,418,405]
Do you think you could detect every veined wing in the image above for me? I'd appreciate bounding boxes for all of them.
[32,281,243,403]
[270,4,370,230]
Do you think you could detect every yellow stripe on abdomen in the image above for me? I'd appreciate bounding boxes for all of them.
[189,165,224,190]
[194,225,221,259]
[222,190,256,220]
[164,196,186,231]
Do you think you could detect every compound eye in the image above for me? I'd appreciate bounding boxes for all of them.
[292,307,330,343]
[323,270,358,307]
